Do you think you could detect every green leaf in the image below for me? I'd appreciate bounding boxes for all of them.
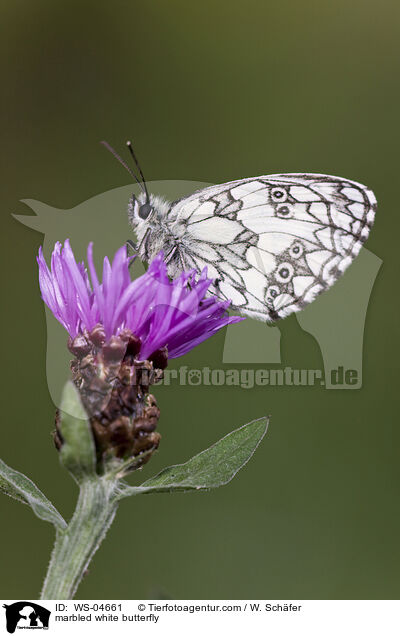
[108,448,158,479]
[0,458,67,531]
[58,381,96,482]
[117,416,269,498]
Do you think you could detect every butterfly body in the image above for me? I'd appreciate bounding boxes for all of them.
[128,173,376,322]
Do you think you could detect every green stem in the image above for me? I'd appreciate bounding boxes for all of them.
[40,476,119,600]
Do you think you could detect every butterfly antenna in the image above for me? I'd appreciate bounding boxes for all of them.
[100,140,145,194]
[126,140,150,203]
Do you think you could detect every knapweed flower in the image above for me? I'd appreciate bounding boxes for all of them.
[37,240,243,469]
[37,240,242,361]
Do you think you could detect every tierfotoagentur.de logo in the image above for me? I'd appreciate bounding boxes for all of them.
[2,603,50,633]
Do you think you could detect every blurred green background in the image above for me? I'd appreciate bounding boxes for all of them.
[1,0,399,600]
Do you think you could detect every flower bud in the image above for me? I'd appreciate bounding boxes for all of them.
[102,335,127,363]
[59,330,163,472]
[67,335,91,358]
[88,324,106,347]
[149,346,169,370]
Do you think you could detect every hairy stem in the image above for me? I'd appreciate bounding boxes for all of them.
[40,476,119,599]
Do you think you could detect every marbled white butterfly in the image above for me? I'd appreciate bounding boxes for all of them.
[104,142,377,322]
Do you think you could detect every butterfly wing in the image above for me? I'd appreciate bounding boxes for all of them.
[170,174,376,322]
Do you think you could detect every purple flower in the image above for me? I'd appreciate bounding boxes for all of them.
[37,240,243,362]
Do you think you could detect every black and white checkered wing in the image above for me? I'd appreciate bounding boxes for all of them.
[170,174,376,321]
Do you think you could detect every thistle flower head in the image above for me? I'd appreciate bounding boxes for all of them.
[38,240,244,469]
[37,240,243,362]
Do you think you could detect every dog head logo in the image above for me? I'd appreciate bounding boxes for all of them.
[2,602,50,633]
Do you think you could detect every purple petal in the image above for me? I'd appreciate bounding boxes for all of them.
[37,243,244,359]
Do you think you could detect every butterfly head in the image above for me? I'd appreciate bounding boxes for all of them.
[128,192,171,231]
[128,192,155,226]
[129,193,153,221]
[127,191,172,264]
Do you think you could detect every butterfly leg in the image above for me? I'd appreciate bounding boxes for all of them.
[137,228,151,257]
[178,251,188,272]
[165,246,178,265]
[126,239,137,270]
[126,239,137,253]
